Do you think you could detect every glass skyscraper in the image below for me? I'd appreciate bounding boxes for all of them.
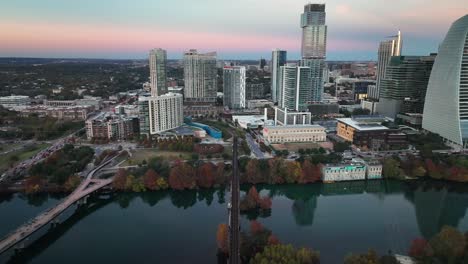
[271,49,287,103]
[183,49,217,102]
[223,66,246,109]
[149,48,167,97]
[279,66,312,112]
[423,15,468,147]
[300,3,327,102]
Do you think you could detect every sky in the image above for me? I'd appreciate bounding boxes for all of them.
[0,0,467,60]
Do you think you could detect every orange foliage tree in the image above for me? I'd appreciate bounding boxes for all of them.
[143,169,160,191]
[112,168,128,191]
[216,223,229,254]
[197,163,215,188]
[168,161,196,190]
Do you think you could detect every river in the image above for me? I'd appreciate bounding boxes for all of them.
[1,180,468,263]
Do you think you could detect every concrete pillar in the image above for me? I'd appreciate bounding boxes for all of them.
[274,107,278,126]
[264,108,268,121]
[284,108,287,125]
[293,115,297,125]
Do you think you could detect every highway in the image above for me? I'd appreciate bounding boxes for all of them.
[245,133,265,159]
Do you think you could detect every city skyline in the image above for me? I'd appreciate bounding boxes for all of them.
[1,0,467,60]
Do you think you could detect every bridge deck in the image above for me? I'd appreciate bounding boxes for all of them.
[0,156,116,255]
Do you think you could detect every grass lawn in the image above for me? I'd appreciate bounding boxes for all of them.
[0,143,50,173]
[0,142,21,153]
[121,149,193,166]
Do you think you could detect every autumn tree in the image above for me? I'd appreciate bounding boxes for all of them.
[285,161,302,184]
[197,163,215,188]
[64,175,81,192]
[300,160,321,183]
[246,159,262,184]
[408,238,429,258]
[216,223,229,254]
[169,161,196,190]
[429,226,466,262]
[268,158,287,184]
[250,220,264,234]
[112,168,128,191]
[214,162,226,186]
[24,175,44,194]
[267,235,280,245]
[143,169,159,191]
[250,244,320,264]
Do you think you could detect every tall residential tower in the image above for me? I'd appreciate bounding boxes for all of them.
[369,31,402,100]
[423,15,468,147]
[149,48,167,96]
[271,49,287,103]
[183,49,217,102]
[223,66,246,109]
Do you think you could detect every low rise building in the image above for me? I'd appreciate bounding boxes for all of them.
[263,125,326,143]
[0,95,31,108]
[322,163,367,182]
[86,113,139,140]
[336,116,407,150]
[247,99,274,109]
[232,115,265,129]
[366,161,383,180]
[44,97,102,110]
[19,105,93,120]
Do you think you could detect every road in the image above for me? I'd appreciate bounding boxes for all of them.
[0,156,115,255]
[245,133,265,159]
[229,136,240,264]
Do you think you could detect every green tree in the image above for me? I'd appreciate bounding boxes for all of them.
[429,226,466,263]
[383,158,403,179]
[250,244,320,264]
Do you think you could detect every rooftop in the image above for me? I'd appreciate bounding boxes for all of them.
[337,118,389,131]
[264,124,325,130]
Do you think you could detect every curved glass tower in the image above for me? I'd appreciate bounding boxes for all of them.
[422,15,468,147]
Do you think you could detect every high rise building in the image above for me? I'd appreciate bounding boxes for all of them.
[259,58,266,70]
[149,48,167,96]
[271,49,287,103]
[139,93,184,135]
[422,15,468,147]
[377,55,436,119]
[370,31,402,100]
[279,66,312,111]
[223,66,246,109]
[183,49,217,102]
[300,3,327,103]
[301,4,327,59]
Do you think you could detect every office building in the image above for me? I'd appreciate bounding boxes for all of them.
[300,3,327,102]
[183,49,217,102]
[370,31,402,100]
[336,116,407,150]
[279,66,313,111]
[139,93,183,135]
[423,15,468,147]
[0,95,31,109]
[263,125,326,144]
[149,48,167,96]
[271,49,287,103]
[259,58,266,70]
[223,66,246,109]
[274,107,312,126]
[377,55,436,119]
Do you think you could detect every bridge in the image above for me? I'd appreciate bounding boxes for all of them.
[228,136,240,264]
[0,156,117,255]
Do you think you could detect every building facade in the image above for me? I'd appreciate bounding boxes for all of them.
[86,114,139,140]
[370,31,402,100]
[149,48,167,96]
[322,163,366,182]
[300,3,327,102]
[145,93,184,134]
[271,49,287,103]
[0,95,31,108]
[336,117,407,150]
[183,49,217,102]
[423,15,468,147]
[377,55,435,119]
[263,125,326,144]
[279,66,312,111]
[223,66,246,109]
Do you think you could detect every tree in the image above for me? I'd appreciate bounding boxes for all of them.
[247,186,260,203]
[285,161,302,184]
[250,244,320,264]
[64,175,81,192]
[250,220,264,234]
[125,175,136,190]
[268,158,287,184]
[216,223,229,254]
[429,226,466,262]
[169,161,196,190]
[334,141,351,153]
[383,158,403,179]
[246,159,262,184]
[267,235,280,245]
[197,163,215,188]
[258,197,272,210]
[112,168,128,191]
[24,175,43,194]
[300,160,321,183]
[143,169,159,191]
[409,238,429,258]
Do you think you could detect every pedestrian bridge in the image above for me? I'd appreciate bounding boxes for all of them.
[0,159,115,255]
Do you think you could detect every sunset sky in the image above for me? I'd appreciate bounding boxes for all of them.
[1,0,467,60]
